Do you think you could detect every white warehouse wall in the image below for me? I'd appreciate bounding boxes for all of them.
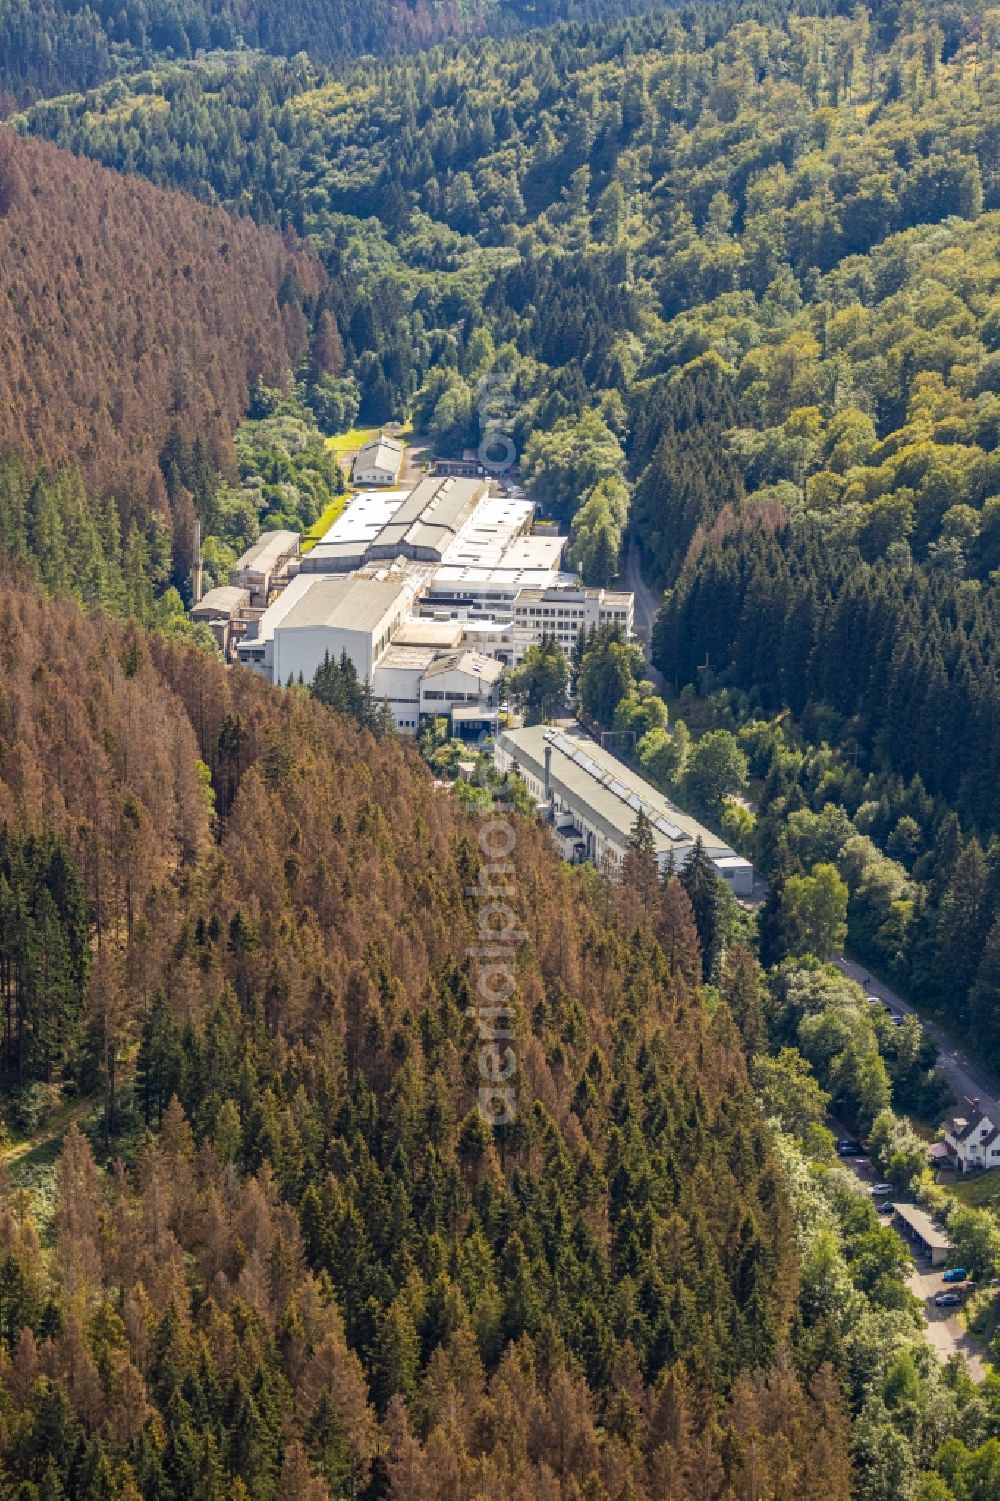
[273,624,377,688]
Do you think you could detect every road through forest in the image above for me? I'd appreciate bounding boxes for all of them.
[833,954,1000,1123]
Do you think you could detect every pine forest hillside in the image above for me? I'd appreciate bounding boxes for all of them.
[0,576,854,1500]
[0,131,322,508]
[0,0,665,107]
[27,0,1000,1045]
[0,129,335,621]
[30,3,1000,598]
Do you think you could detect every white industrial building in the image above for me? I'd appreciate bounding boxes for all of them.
[272,575,415,688]
[495,723,754,894]
[302,489,410,573]
[367,476,494,562]
[226,474,641,738]
[372,644,439,732]
[421,539,572,621]
[371,641,503,733]
[352,434,403,486]
[301,479,537,580]
[509,586,634,664]
[237,573,323,679]
[230,530,300,605]
[420,652,503,715]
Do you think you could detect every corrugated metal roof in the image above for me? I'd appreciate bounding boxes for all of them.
[423,651,503,682]
[278,576,408,634]
[233,530,299,575]
[192,585,249,617]
[354,435,403,474]
[497,723,749,864]
[893,1203,952,1252]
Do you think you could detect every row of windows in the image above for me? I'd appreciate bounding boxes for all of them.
[422,689,487,703]
[519,606,588,620]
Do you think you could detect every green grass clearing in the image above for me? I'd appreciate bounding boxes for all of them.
[4,1095,104,1242]
[301,492,349,553]
[945,1168,1000,1210]
[325,419,413,459]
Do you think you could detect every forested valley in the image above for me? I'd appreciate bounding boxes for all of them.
[0,129,347,628]
[21,0,1000,1052]
[1,0,1000,1498]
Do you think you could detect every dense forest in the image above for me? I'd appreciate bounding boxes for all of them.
[0,582,997,1498]
[653,521,1000,1042]
[0,132,324,497]
[0,577,856,1499]
[28,1,1000,581]
[0,131,344,605]
[0,0,668,107]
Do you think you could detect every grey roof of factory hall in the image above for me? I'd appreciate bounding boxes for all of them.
[277,575,408,635]
[498,722,748,865]
[369,476,488,557]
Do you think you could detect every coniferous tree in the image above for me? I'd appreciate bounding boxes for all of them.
[681,838,721,981]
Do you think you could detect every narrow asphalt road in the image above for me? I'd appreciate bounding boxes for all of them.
[906,1259,986,1380]
[832,955,1000,1122]
[624,535,662,645]
[624,536,666,691]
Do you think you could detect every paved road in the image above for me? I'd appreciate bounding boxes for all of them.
[906,1260,986,1379]
[624,536,667,692]
[624,535,662,647]
[401,441,430,485]
[835,1141,986,1379]
[831,954,1000,1123]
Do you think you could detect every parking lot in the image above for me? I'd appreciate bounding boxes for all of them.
[906,1261,985,1378]
[832,1130,987,1380]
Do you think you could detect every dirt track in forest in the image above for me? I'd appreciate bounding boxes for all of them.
[1,1091,101,1168]
[1,1062,137,1170]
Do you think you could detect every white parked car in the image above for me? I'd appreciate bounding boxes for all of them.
[870,1183,893,1195]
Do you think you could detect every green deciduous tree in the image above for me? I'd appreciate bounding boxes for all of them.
[780,864,849,959]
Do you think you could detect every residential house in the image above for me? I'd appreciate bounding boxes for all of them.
[940,1098,1000,1172]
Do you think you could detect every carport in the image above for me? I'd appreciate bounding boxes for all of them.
[893,1202,954,1267]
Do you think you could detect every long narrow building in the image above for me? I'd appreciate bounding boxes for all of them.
[495,722,753,893]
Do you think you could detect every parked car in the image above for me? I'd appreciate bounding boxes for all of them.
[837,1139,863,1156]
[870,1183,893,1195]
[877,1201,895,1215]
[934,1292,962,1307]
[890,1013,905,1026]
[942,1267,968,1283]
